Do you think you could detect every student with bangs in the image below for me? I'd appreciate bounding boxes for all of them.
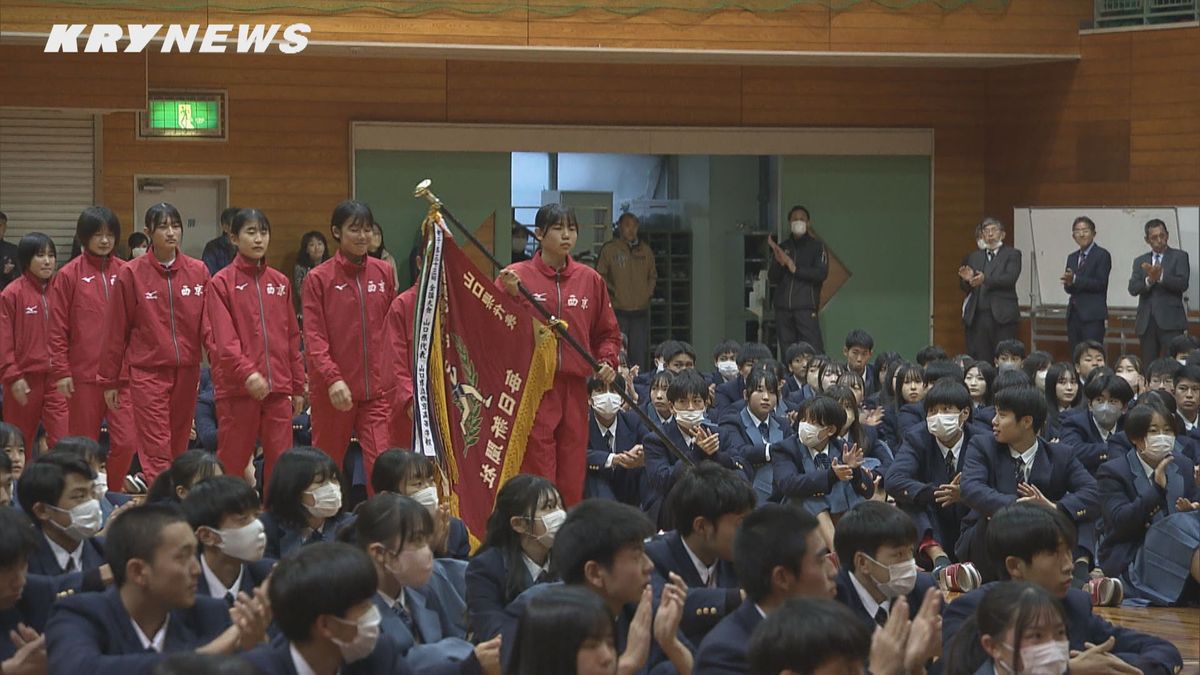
[0,232,68,456]
[181,475,274,604]
[99,203,210,484]
[50,435,133,525]
[1041,362,1080,441]
[260,447,352,559]
[18,452,108,592]
[370,449,470,560]
[826,384,893,480]
[506,586,618,675]
[782,341,816,398]
[642,369,676,429]
[292,230,329,319]
[964,360,996,413]
[204,208,305,488]
[709,339,742,388]
[146,449,224,504]
[719,363,794,503]
[942,581,1069,675]
[49,207,137,492]
[878,361,924,449]
[713,342,773,417]
[1021,350,1052,390]
[1058,373,1135,474]
[584,374,649,507]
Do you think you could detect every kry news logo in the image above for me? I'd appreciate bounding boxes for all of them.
[44,24,311,54]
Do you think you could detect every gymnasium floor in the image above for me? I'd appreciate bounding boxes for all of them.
[1093,605,1200,672]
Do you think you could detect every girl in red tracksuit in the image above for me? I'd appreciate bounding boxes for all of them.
[0,233,69,458]
[385,281,417,449]
[302,200,395,482]
[48,207,137,491]
[204,208,305,488]
[99,203,210,484]
[497,204,622,505]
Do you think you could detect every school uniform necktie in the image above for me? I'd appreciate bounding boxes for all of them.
[945,451,957,479]
[394,601,422,644]
[815,452,830,472]
[1014,456,1027,483]
[603,430,614,453]
[64,558,76,573]
[224,592,235,608]
[874,607,889,627]
[758,422,770,441]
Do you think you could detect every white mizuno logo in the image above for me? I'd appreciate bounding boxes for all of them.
[81,275,95,283]
[144,291,158,300]
[235,283,248,291]
[23,306,37,315]
[334,283,348,291]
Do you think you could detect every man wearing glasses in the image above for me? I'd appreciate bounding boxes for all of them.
[1061,216,1112,352]
[959,217,1023,361]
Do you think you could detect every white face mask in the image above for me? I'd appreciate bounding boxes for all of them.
[411,486,439,513]
[674,409,705,428]
[212,520,267,562]
[330,605,382,663]
[1005,639,1070,675]
[796,421,827,448]
[976,238,988,251]
[531,508,566,548]
[386,544,434,588]
[716,359,738,379]
[92,473,108,501]
[790,220,808,236]
[305,482,342,519]
[131,246,147,257]
[925,412,963,443]
[48,499,103,540]
[1143,434,1175,463]
[863,554,918,599]
[591,392,622,417]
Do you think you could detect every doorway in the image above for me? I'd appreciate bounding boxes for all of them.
[134,176,229,259]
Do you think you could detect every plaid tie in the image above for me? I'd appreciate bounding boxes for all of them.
[815,452,830,471]
[1014,456,1026,483]
[759,422,770,441]
[603,430,614,453]
[945,451,957,479]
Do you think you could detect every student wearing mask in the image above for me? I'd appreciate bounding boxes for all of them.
[260,447,352,560]
[1062,216,1111,352]
[18,453,107,592]
[713,342,772,419]
[370,449,470,560]
[942,581,1069,675]
[708,340,742,389]
[584,375,648,507]
[959,217,1021,362]
[768,205,827,354]
[181,476,274,604]
[993,339,1026,372]
[1058,373,1135,474]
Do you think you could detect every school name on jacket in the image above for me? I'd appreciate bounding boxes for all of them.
[44,23,311,54]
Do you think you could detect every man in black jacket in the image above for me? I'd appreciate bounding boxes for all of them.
[1062,215,1111,351]
[1128,218,1190,365]
[0,211,18,289]
[959,217,1022,361]
[768,205,828,355]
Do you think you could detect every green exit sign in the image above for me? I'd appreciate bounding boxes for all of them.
[140,91,225,139]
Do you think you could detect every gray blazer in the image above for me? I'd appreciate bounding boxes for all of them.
[1128,247,1190,333]
[960,245,1022,325]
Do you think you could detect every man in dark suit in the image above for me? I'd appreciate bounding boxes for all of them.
[45,504,270,674]
[18,453,108,592]
[768,206,828,355]
[1128,218,1191,365]
[944,503,1182,675]
[959,217,1022,361]
[0,508,54,669]
[693,505,837,675]
[1062,216,1112,350]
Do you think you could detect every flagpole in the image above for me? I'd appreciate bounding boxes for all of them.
[414,180,695,469]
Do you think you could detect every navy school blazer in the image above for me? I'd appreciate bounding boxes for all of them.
[195,556,276,601]
[465,546,536,641]
[259,510,354,561]
[586,409,650,506]
[243,633,415,675]
[0,573,56,660]
[45,586,232,675]
[643,419,753,506]
[645,531,742,646]
[833,567,938,634]
[959,435,1098,527]
[885,424,976,524]
[772,435,875,505]
[1058,408,1126,473]
[26,530,106,593]
[943,584,1182,675]
[692,599,765,675]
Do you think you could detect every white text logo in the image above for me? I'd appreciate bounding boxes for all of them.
[45,23,311,54]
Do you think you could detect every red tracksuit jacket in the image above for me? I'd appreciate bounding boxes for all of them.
[502,251,622,379]
[48,251,126,384]
[204,255,306,401]
[98,252,210,386]
[387,285,417,415]
[302,250,395,401]
[0,272,57,384]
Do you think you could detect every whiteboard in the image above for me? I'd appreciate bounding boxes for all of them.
[1012,207,1199,312]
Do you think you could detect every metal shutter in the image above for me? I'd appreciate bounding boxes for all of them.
[0,110,96,257]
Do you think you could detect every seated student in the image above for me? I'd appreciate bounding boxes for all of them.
[713,342,772,417]
[878,362,924,449]
[465,474,562,641]
[774,395,874,556]
[1073,340,1106,384]
[1170,334,1200,364]
[642,369,675,430]
[1059,373,1135,473]
[977,368,1031,433]
[886,379,980,585]
[815,360,847,396]
[1128,388,1200,464]
[1021,350,1052,390]
[644,369,751,525]
[51,436,133,525]
[1145,356,1181,393]
[1,423,25,509]
[693,504,837,675]
[782,341,816,399]
[0,453,11,507]
[370,449,470,560]
[18,453,108,592]
[841,329,876,395]
[708,339,741,389]
[45,503,270,674]
[1097,401,1200,607]
[506,585,619,675]
[0,506,55,668]
[958,386,1104,590]
[895,360,964,441]
[632,341,669,391]
[993,339,1026,372]
[1173,364,1200,441]
[746,599,872,675]
[500,499,689,675]
[260,447,353,560]
[866,352,901,406]
[1114,354,1146,399]
[832,502,939,634]
[244,541,412,675]
[718,363,793,503]
[145,449,224,504]
[1039,362,1079,442]
[585,375,649,508]
[646,464,755,646]
[339,493,476,671]
[941,581,1069,675]
[943,503,1183,675]
[964,360,996,417]
[180,475,274,604]
[827,385,893,479]
[636,339,698,405]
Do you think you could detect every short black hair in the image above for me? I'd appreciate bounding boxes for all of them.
[987,503,1076,581]
[994,367,1033,394]
[1123,400,1172,443]
[1021,351,1052,385]
[17,453,96,523]
[915,345,948,366]
[660,340,697,365]
[0,506,38,568]
[533,203,578,233]
[552,500,653,585]
[181,475,260,531]
[219,207,240,227]
[370,449,434,495]
[844,329,874,351]
[145,202,183,231]
[147,450,223,504]
[1147,357,1183,383]
[666,368,710,404]
[923,359,964,386]
[668,463,757,536]
[712,339,741,360]
[1175,364,1200,388]
[994,386,1048,434]
[736,342,773,369]
[341,492,432,551]
[799,395,847,432]
[1144,218,1167,236]
[586,374,626,397]
[230,208,270,237]
[269,542,378,643]
[1072,340,1105,365]
[833,502,917,569]
[76,206,122,245]
[16,232,55,273]
[784,342,815,364]
[1169,334,1200,357]
[266,447,342,528]
[1082,373,1134,405]
[744,362,781,398]
[127,232,149,249]
[734,504,819,603]
[923,378,972,413]
[1072,215,1095,232]
[329,200,374,239]
[508,586,616,675]
[106,503,190,587]
[51,436,106,464]
[995,339,1026,360]
[748,598,869,675]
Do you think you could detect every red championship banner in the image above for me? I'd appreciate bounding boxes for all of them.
[412,225,557,539]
